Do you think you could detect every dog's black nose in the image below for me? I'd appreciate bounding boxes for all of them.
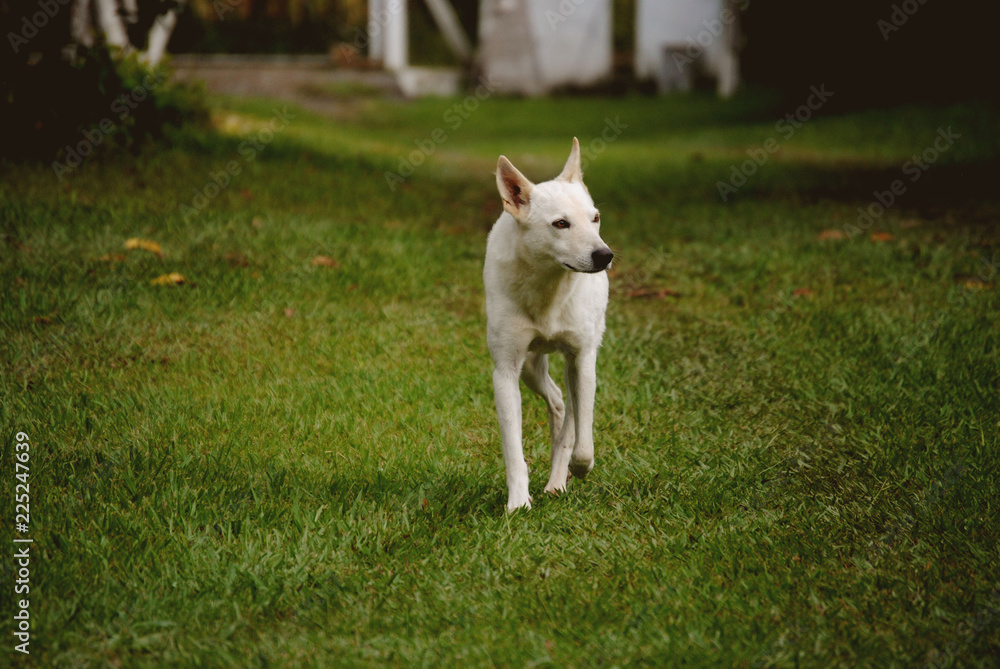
[592,247,614,271]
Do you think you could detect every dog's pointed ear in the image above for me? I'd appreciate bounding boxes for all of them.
[556,137,583,183]
[497,156,534,217]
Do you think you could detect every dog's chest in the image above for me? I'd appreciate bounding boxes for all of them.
[515,275,605,354]
[524,303,590,354]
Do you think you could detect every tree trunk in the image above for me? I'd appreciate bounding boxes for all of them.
[93,0,131,50]
[70,0,96,48]
[143,6,181,67]
[72,0,182,65]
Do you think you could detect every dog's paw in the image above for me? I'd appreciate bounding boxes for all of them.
[543,471,570,494]
[506,494,532,512]
[568,457,594,480]
[506,478,532,512]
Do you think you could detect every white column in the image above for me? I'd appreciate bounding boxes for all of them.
[367,0,384,63]
[383,0,408,71]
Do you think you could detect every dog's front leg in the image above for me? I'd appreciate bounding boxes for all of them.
[567,350,597,479]
[493,364,531,511]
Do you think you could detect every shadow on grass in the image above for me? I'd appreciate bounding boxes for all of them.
[715,159,1000,216]
[322,465,506,521]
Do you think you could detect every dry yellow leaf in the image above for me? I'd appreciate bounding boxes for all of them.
[150,272,186,286]
[125,238,163,257]
[311,255,340,268]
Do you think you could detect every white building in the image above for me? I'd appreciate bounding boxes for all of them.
[635,0,741,97]
[368,0,740,97]
[478,0,614,96]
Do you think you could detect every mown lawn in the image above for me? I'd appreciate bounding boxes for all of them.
[2,89,999,667]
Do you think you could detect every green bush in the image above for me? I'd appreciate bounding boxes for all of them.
[0,45,208,164]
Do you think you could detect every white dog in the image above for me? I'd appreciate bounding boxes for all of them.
[484,138,613,512]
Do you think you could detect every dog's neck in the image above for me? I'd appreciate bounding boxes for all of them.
[506,249,579,323]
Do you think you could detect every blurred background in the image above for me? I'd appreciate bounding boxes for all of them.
[1,0,996,161]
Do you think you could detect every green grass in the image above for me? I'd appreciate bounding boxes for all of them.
[2,90,999,667]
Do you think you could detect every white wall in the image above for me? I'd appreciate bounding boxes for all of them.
[635,0,740,96]
[479,0,613,95]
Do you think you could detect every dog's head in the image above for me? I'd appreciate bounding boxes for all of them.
[496,138,613,273]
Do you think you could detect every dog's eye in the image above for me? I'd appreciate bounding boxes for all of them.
[552,219,570,229]
[593,213,600,223]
